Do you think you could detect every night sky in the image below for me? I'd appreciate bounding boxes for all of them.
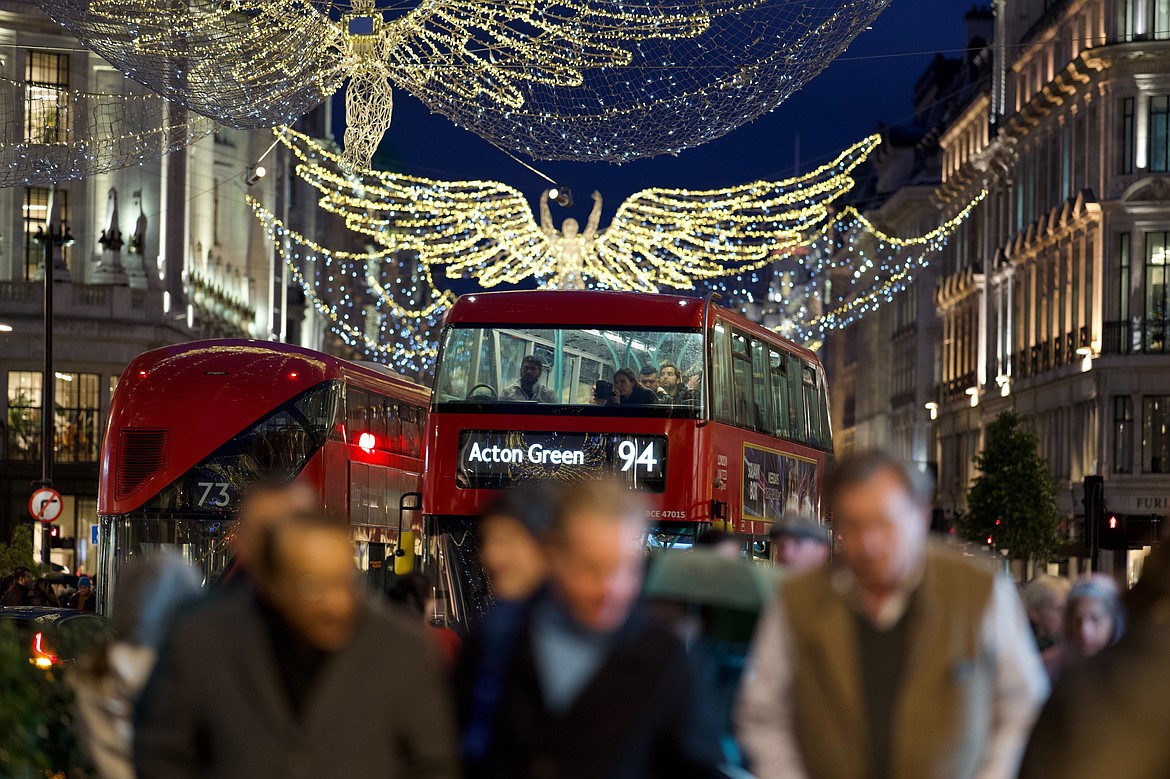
[350,0,981,222]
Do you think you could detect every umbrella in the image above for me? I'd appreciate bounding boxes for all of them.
[643,548,778,612]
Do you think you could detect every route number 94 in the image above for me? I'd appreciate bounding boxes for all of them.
[617,440,659,473]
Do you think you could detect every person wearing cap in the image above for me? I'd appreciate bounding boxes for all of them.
[69,575,97,612]
[769,514,831,575]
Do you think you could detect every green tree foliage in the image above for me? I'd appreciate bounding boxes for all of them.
[0,524,38,578]
[0,623,94,778]
[962,411,1060,565]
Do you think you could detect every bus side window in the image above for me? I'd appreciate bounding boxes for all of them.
[770,348,790,439]
[786,355,807,442]
[387,402,403,453]
[750,338,773,434]
[802,363,821,446]
[731,331,754,430]
[817,367,832,444]
[347,388,370,439]
[402,405,423,458]
[711,321,734,424]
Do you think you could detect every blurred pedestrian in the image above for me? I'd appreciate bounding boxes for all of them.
[30,577,60,607]
[71,553,201,779]
[737,448,1047,779]
[226,479,317,583]
[768,514,831,575]
[387,571,462,670]
[135,512,458,779]
[694,529,743,559]
[1021,574,1071,679]
[478,487,554,602]
[3,566,35,606]
[68,575,97,612]
[1063,574,1124,665]
[457,481,724,779]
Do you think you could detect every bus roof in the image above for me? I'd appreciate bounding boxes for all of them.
[445,291,707,328]
[443,290,821,364]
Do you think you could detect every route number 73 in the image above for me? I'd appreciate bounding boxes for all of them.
[617,440,659,473]
[196,481,232,508]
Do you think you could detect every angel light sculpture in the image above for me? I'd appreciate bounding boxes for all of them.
[272,126,882,293]
[33,0,890,169]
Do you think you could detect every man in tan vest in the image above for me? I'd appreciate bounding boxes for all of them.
[736,449,1047,779]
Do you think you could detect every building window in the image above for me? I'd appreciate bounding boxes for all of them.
[24,50,69,144]
[1146,232,1170,320]
[1143,396,1170,473]
[23,187,69,280]
[55,372,100,463]
[1151,96,1170,172]
[1159,0,1170,39]
[1121,98,1135,174]
[1122,0,1138,41]
[1120,233,1132,322]
[1115,396,1134,473]
[3,371,99,462]
[6,371,42,461]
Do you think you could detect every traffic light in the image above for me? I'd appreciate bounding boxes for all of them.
[1100,513,1127,550]
[47,524,74,549]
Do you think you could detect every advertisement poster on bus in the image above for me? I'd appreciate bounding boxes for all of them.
[741,443,818,523]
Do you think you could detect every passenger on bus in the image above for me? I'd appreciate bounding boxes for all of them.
[656,361,684,403]
[638,364,659,392]
[456,482,724,779]
[612,367,657,405]
[136,513,459,779]
[500,355,557,403]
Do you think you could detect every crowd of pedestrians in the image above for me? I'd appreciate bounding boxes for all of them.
[1,565,97,609]
[34,447,1170,777]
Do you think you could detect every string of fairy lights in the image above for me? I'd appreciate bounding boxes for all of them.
[249,126,985,366]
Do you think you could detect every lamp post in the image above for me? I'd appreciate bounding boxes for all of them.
[32,186,73,567]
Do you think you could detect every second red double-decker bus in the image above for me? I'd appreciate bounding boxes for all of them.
[97,340,429,613]
[423,290,833,624]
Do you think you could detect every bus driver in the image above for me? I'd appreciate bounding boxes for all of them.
[500,355,557,403]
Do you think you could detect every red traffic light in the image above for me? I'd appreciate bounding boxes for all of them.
[1109,515,1119,529]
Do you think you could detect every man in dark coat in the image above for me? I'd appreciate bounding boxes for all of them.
[457,481,724,779]
[135,513,458,779]
[2,566,34,606]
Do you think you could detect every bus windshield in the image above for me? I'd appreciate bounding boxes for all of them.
[435,326,705,415]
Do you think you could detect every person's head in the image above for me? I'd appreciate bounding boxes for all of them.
[35,579,54,596]
[638,365,659,391]
[259,515,361,651]
[612,368,639,399]
[479,487,554,601]
[519,355,544,389]
[562,218,579,238]
[770,514,831,574]
[545,481,646,632]
[385,572,433,620]
[232,481,319,571]
[828,449,931,598]
[694,529,742,559]
[1065,575,1125,660]
[13,566,32,586]
[77,575,93,595]
[659,362,681,392]
[685,367,703,390]
[1023,574,1072,641]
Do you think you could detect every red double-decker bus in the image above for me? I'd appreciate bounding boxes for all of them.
[96,340,429,612]
[423,291,833,624]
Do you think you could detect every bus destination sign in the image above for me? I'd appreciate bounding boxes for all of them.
[458,430,667,492]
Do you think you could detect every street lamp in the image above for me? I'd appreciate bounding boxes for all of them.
[924,401,939,421]
[32,186,73,566]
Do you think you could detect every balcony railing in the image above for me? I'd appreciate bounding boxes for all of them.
[1102,321,1170,355]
